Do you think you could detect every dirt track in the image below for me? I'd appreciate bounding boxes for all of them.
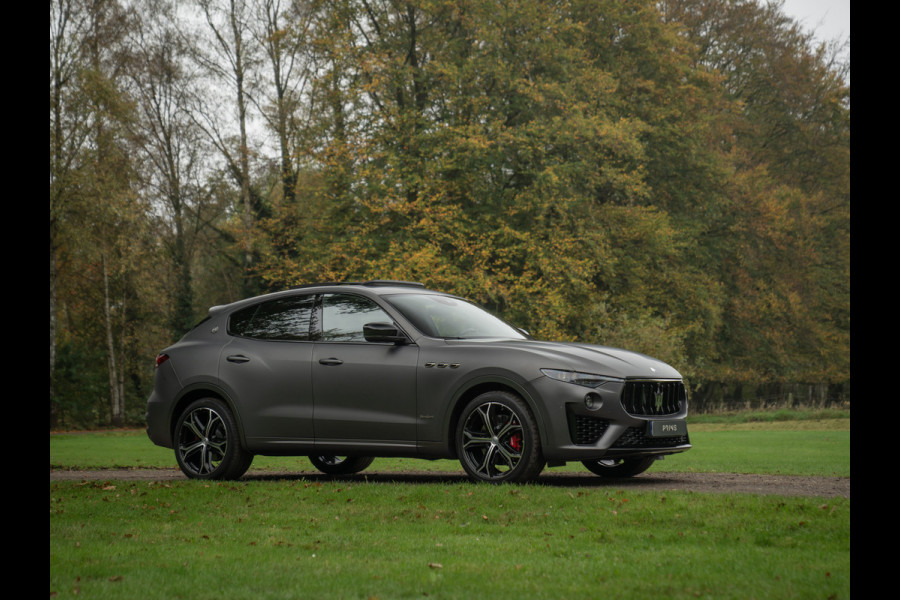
[49,468,849,498]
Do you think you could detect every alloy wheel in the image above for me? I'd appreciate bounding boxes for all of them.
[460,401,526,479]
[177,406,228,476]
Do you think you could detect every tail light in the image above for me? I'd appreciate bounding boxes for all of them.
[155,353,170,368]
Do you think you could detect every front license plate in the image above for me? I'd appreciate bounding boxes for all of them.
[648,420,687,437]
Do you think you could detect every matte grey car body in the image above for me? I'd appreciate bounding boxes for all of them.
[146,281,691,482]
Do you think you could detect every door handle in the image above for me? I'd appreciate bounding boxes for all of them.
[226,354,251,363]
[318,358,343,366]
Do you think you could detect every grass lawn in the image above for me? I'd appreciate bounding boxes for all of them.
[50,479,848,599]
[50,418,850,478]
[50,412,850,599]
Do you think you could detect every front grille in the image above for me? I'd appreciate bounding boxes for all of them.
[621,381,685,416]
[611,426,690,449]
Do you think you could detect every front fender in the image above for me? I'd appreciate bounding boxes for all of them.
[418,368,550,455]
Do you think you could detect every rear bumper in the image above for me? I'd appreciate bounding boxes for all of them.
[146,389,174,449]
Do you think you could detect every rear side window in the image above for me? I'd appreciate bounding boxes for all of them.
[229,295,314,341]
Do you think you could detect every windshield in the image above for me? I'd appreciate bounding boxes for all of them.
[385,294,527,340]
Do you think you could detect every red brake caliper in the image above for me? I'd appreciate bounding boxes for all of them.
[509,433,522,452]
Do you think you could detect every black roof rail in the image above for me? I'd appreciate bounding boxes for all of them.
[288,281,349,290]
[360,280,425,288]
[288,280,425,290]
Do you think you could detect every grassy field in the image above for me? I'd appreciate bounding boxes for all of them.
[50,415,851,478]
[50,411,850,599]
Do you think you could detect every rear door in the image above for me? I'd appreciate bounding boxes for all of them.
[218,294,316,450]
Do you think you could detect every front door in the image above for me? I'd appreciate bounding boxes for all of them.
[312,293,418,450]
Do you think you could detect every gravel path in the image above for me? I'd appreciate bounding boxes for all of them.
[49,468,849,498]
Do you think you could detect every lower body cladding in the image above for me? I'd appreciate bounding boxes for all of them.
[527,376,691,462]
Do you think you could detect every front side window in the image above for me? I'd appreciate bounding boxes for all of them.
[321,293,393,342]
[229,295,314,341]
[384,293,526,339]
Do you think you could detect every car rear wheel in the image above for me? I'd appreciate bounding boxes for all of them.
[308,455,374,475]
[581,456,656,478]
[456,391,544,483]
[174,398,253,480]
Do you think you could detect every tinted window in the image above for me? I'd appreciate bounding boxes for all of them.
[229,295,314,341]
[321,293,393,342]
[385,293,526,339]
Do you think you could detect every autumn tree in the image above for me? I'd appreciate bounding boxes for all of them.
[49,0,850,426]
[658,0,850,403]
[258,0,736,363]
[50,0,91,427]
[51,0,166,427]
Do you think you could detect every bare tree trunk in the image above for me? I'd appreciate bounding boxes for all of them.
[231,1,254,286]
[118,286,127,420]
[102,253,123,426]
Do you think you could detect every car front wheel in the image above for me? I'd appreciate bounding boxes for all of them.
[456,391,544,483]
[581,456,656,478]
[174,398,253,480]
[308,455,374,475]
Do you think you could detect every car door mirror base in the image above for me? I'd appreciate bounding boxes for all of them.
[363,322,409,344]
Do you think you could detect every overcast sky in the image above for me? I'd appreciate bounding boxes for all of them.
[780,0,850,45]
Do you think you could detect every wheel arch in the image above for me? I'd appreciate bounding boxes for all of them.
[170,384,249,451]
[444,376,548,459]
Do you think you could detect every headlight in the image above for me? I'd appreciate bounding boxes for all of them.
[540,369,623,388]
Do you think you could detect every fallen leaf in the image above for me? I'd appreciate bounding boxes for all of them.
[428,563,443,569]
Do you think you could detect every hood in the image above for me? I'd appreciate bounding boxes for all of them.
[446,338,682,380]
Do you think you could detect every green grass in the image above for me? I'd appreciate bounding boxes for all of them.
[50,416,850,478]
[50,479,849,599]
[50,413,850,599]
[688,407,850,424]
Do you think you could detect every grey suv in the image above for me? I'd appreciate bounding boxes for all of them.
[146,281,691,482]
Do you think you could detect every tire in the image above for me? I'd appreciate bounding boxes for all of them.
[581,456,656,478]
[308,455,374,475]
[174,397,253,480]
[456,391,544,483]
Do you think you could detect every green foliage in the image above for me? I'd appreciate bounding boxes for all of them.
[52,342,110,429]
[50,0,850,427]
[254,0,848,396]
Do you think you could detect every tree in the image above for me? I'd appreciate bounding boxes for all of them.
[658,0,850,397]
[126,0,208,338]
[51,0,167,427]
[251,0,316,205]
[188,0,265,297]
[257,0,700,346]
[50,0,91,427]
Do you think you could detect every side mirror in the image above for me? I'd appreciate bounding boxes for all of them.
[363,322,409,344]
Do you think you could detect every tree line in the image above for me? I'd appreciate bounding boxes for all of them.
[50,0,850,428]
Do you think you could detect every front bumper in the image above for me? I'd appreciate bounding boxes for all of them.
[530,375,691,461]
